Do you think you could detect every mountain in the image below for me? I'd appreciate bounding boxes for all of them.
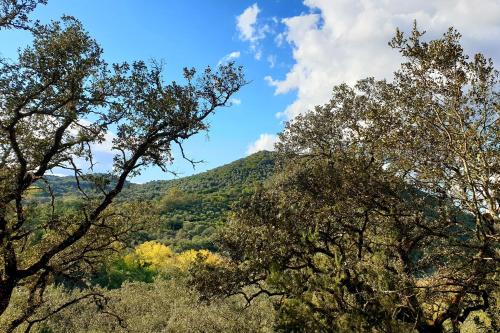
[121,150,276,200]
[32,174,132,200]
[123,150,276,250]
[34,151,277,251]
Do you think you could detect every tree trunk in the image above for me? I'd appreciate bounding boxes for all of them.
[0,280,15,317]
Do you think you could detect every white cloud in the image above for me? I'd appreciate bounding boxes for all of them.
[92,130,116,154]
[269,0,500,120]
[231,98,242,105]
[47,172,67,177]
[62,119,117,173]
[237,3,264,42]
[274,32,285,47]
[218,51,241,66]
[267,54,277,68]
[264,75,279,90]
[236,3,271,60]
[246,133,278,155]
[254,49,262,60]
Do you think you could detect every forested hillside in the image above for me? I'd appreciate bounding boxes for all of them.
[32,175,132,199]
[34,150,275,201]
[122,150,275,200]
[131,150,276,250]
[34,151,276,251]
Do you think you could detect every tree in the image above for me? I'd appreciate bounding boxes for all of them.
[193,26,499,333]
[34,279,275,333]
[0,0,47,30]
[0,7,245,332]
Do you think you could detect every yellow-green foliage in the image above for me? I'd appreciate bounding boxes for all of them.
[125,241,174,269]
[125,241,221,273]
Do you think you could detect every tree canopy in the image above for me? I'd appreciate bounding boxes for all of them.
[0,2,245,330]
[193,26,499,333]
[0,0,47,30]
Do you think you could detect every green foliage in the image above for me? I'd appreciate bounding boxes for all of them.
[26,279,275,333]
[34,151,276,251]
[192,26,500,333]
[3,3,497,331]
[92,258,157,289]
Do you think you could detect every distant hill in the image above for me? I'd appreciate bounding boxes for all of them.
[34,151,275,200]
[32,174,132,200]
[34,151,277,251]
[121,150,276,200]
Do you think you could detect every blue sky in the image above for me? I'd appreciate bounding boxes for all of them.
[2,0,499,183]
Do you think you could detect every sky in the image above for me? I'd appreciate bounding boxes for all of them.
[1,0,500,183]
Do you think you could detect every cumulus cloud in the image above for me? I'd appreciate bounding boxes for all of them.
[268,0,500,120]
[236,3,271,60]
[246,133,278,155]
[237,3,263,42]
[218,51,241,66]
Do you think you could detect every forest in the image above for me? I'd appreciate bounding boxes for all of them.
[0,1,498,332]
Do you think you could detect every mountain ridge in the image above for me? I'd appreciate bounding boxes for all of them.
[33,150,276,200]
[121,150,276,201]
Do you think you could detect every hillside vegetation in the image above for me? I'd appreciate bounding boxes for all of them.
[34,151,276,251]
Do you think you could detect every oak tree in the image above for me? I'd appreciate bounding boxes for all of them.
[0,8,245,332]
[193,26,499,333]
[0,0,47,30]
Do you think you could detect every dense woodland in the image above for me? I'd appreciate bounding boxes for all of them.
[0,1,499,332]
[32,151,276,252]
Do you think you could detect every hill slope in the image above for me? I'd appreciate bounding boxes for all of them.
[126,151,276,250]
[37,151,276,250]
[122,150,275,200]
